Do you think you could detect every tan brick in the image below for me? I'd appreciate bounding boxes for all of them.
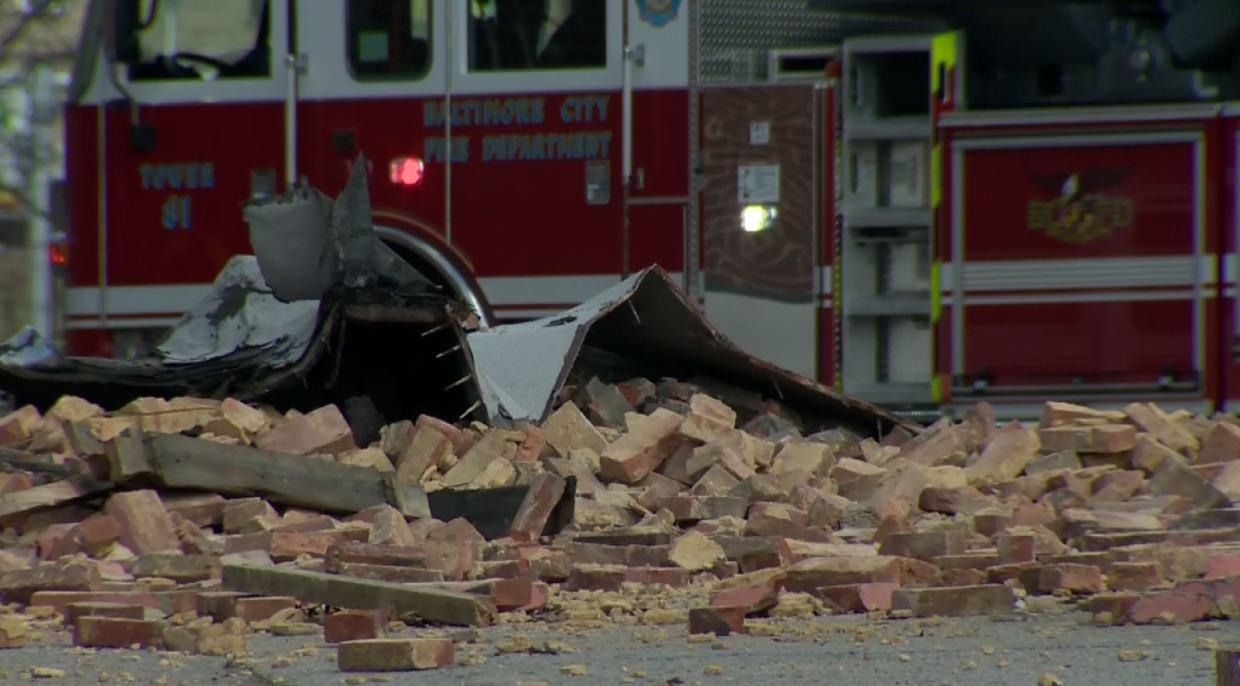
[1040,402,1126,428]
[338,638,454,671]
[1125,403,1198,454]
[396,424,451,484]
[104,490,178,555]
[678,394,737,443]
[1196,421,1240,465]
[668,531,725,572]
[0,405,41,447]
[1039,424,1137,454]
[325,609,387,643]
[441,431,516,489]
[964,423,1040,485]
[541,402,608,457]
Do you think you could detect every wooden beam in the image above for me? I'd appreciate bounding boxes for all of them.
[145,434,429,518]
[221,564,493,627]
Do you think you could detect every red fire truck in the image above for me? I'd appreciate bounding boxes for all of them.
[62,0,1240,418]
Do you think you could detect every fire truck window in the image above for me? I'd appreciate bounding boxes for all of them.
[128,0,270,80]
[347,0,432,79]
[469,0,605,71]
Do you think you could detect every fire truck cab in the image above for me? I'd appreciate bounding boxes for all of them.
[63,0,1240,418]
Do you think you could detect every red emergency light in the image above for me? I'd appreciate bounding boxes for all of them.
[48,242,67,267]
[389,156,425,187]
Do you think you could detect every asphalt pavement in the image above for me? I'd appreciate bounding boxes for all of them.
[0,610,1233,685]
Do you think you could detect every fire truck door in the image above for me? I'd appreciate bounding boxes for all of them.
[950,131,1205,399]
[93,0,290,318]
[623,0,691,287]
[698,84,824,381]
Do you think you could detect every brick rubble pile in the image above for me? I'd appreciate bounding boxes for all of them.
[0,386,1238,673]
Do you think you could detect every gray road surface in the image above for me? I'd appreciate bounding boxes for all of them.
[1,611,1235,685]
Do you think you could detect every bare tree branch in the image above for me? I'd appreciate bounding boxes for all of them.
[0,0,61,60]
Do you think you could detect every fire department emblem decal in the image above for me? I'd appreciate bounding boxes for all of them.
[636,0,682,27]
[1026,166,1134,244]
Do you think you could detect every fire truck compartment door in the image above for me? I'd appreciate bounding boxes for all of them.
[950,132,1205,395]
[700,85,824,381]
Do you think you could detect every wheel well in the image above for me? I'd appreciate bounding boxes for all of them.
[375,225,495,327]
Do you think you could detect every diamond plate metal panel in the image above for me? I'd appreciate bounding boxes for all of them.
[698,0,933,83]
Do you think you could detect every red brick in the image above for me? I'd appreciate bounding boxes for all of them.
[271,528,370,561]
[689,606,745,636]
[813,583,898,613]
[879,530,966,561]
[0,560,103,604]
[0,472,34,495]
[255,404,355,456]
[222,498,279,534]
[565,564,627,592]
[599,409,684,484]
[934,553,1000,571]
[1037,564,1102,594]
[104,490,178,555]
[35,523,79,561]
[513,424,547,463]
[783,556,902,592]
[338,638,453,671]
[1108,562,1164,593]
[63,602,145,627]
[941,569,989,586]
[131,554,221,582]
[197,591,247,619]
[1206,554,1240,578]
[74,616,164,648]
[997,533,1036,565]
[711,579,780,614]
[626,567,690,587]
[508,473,567,542]
[1088,592,1140,621]
[490,578,542,610]
[1129,590,1213,624]
[30,591,160,614]
[75,514,121,556]
[891,584,1015,617]
[325,609,387,644]
[161,493,228,528]
[234,596,297,622]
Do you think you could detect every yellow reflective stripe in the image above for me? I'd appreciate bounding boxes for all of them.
[930,260,941,323]
[930,142,942,209]
[931,31,959,94]
[931,374,944,403]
